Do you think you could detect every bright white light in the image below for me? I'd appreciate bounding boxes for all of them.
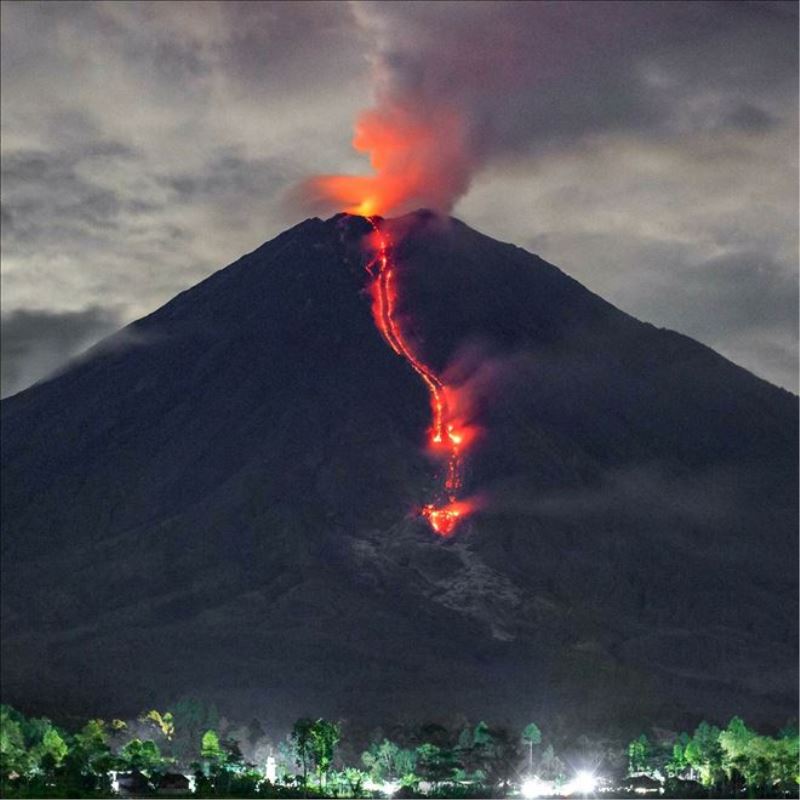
[382,782,400,796]
[522,777,547,798]
[569,770,596,795]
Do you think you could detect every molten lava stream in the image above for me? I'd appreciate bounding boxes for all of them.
[364,216,474,536]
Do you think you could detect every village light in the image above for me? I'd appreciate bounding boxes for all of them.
[569,770,597,795]
[522,777,546,798]
[382,781,400,796]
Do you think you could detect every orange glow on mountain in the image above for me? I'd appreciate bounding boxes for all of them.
[364,217,477,535]
[421,499,477,538]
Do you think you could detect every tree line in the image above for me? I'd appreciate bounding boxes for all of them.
[625,716,798,797]
[1,702,797,798]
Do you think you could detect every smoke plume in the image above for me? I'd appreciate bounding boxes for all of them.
[292,1,795,219]
[294,2,514,216]
[293,0,641,216]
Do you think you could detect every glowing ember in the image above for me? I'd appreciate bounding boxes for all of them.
[421,499,476,537]
[363,216,476,535]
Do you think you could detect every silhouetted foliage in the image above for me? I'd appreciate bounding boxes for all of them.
[0,704,797,798]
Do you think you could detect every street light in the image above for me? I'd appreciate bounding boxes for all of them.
[568,770,596,795]
[522,777,547,798]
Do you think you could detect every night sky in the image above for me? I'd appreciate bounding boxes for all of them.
[1,0,797,396]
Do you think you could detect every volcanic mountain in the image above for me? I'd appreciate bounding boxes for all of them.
[1,211,797,734]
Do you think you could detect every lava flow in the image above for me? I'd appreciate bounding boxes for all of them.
[364,217,476,536]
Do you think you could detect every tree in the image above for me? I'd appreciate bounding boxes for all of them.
[415,743,456,787]
[69,718,115,792]
[120,738,166,775]
[478,727,520,790]
[291,718,315,792]
[343,766,369,795]
[363,739,416,785]
[38,727,69,773]
[74,719,112,769]
[0,706,28,779]
[537,744,566,784]
[770,732,799,793]
[456,722,520,789]
[665,733,690,778]
[221,735,246,773]
[172,697,218,764]
[140,709,175,740]
[718,719,799,796]
[522,723,542,774]
[627,733,650,775]
[200,728,225,772]
[55,719,115,798]
[742,736,774,795]
[192,729,252,796]
[0,707,69,786]
[309,719,341,790]
[684,721,723,788]
[719,716,756,790]
[455,723,486,779]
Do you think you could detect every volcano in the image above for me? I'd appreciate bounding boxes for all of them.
[1,211,797,733]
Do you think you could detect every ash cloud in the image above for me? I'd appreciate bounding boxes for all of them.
[305,1,796,215]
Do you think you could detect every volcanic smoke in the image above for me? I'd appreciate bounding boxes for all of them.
[297,28,477,219]
[363,217,477,535]
[308,105,472,217]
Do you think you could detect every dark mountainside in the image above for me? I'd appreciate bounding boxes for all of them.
[2,211,797,736]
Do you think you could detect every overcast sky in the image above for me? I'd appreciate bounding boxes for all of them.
[1,0,797,397]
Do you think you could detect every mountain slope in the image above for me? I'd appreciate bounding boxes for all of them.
[1,211,796,733]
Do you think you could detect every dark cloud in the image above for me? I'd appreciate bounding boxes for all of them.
[723,103,777,133]
[162,151,298,207]
[645,250,797,337]
[2,147,137,245]
[633,251,799,388]
[519,224,798,388]
[1,307,122,398]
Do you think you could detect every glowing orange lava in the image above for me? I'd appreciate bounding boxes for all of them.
[421,499,477,537]
[364,216,476,535]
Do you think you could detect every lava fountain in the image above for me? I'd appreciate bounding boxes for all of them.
[363,216,478,535]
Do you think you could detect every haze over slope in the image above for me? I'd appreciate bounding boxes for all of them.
[1,211,796,732]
